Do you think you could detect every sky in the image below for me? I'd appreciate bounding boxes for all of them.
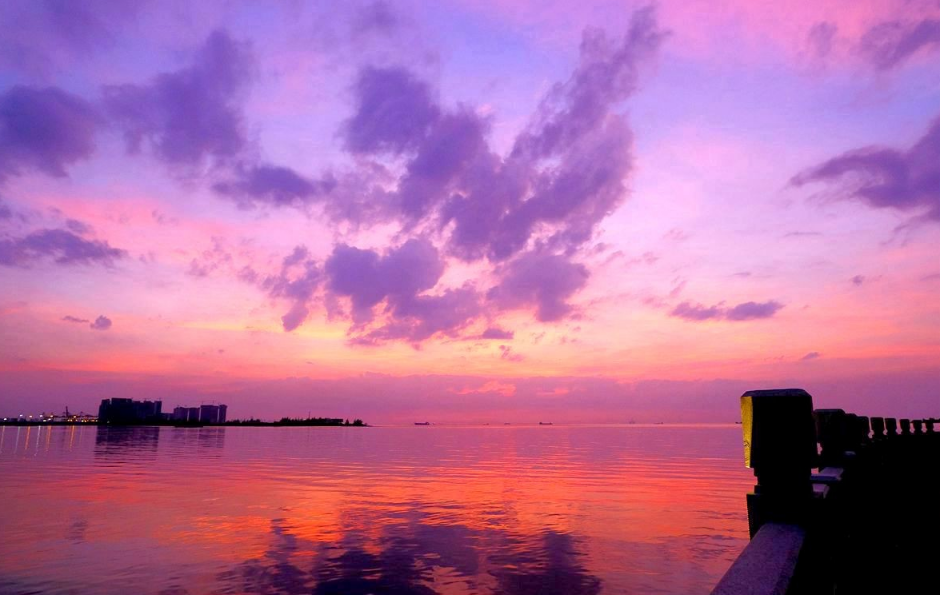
[0,0,938,423]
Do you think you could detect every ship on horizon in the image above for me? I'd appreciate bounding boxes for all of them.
[414,421,431,426]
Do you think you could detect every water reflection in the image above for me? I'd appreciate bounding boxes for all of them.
[0,425,752,594]
[220,517,601,595]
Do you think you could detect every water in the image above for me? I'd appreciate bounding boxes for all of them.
[0,424,753,594]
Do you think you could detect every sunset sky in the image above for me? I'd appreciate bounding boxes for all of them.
[1,0,938,423]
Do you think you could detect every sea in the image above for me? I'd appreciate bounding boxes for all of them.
[0,424,753,594]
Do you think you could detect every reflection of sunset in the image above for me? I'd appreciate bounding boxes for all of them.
[0,425,752,594]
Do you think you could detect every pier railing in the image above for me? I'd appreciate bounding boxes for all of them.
[711,388,939,595]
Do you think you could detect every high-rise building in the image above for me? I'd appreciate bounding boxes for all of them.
[199,404,225,424]
[98,398,163,424]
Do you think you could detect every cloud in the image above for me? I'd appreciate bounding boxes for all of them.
[851,274,866,286]
[0,85,99,183]
[259,246,322,332]
[725,300,784,321]
[499,344,524,362]
[64,218,91,234]
[800,351,821,361]
[670,300,784,322]
[0,0,144,76]
[481,327,514,340]
[859,18,940,71]
[212,164,337,208]
[341,66,441,155]
[791,114,940,221]
[89,315,112,330]
[62,315,89,323]
[488,252,589,322]
[0,229,126,267]
[670,301,723,321]
[352,0,399,36]
[0,200,11,219]
[103,29,253,168]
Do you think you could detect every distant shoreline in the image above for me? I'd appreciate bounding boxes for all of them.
[0,419,368,428]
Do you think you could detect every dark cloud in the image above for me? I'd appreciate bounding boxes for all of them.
[323,7,663,263]
[341,66,440,155]
[0,85,99,183]
[64,218,91,234]
[62,315,89,323]
[363,286,482,344]
[670,302,723,321]
[89,315,112,330]
[0,229,126,267]
[670,300,784,322]
[481,327,514,340]
[725,300,784,321]
[791,115,940,221]
[0,200,11,219]
[511,7,665,161]
[187,237,232,278]
[807,21,837,60]
[213,164,336,209]
[0,0,144,76]
[851,274,865,286]
[352,0,399,36]
[859,19,940,71]
[260,246,322,332]
[801,351,821,361]
[488,252,589,322]
[103,29,252,167]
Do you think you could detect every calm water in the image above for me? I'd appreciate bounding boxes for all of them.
[0,424,753,595]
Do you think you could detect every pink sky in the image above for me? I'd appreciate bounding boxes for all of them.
[1,0,938,423]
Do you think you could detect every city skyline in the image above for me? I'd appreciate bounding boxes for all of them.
[1,0,938,423]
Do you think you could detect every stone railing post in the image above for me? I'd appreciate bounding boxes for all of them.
[741,388,817,538]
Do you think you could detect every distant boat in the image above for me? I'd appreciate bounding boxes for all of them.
[539,422,553,425]
[414,422,430,426]
[654,422,664,425]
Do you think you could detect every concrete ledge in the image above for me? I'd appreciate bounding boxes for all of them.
[711,523,806,595]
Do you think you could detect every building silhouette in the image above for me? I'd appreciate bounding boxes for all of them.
[199,404,227,424]
[98,398,163,424]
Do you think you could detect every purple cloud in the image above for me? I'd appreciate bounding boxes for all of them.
[0,200,11,219]
[0,85,99,183]
[488,252,589,322]
[260,246,322,332]
[326,238,444,324]
[670,300,784,322]
[791,115,940,221]
[725,301,784,321]
[499,344,524,362]
[481,327,514,340]
[0,0,144,76]
[352,0,399,36]
[213,164,337,209]
[65,218,91,234]
[321,239,486,343]
[851,275,866,286]
[670,302,723,321]
[511,6,666,161]
[342,66,440,155]
[62,315,89,323]
[104,29,252,167]
[859,19,940,71]
[365,286,482,344]
[0,229,126,267]
[807,21,837,60]
[89,315,112,330]
[801,351,821,361]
